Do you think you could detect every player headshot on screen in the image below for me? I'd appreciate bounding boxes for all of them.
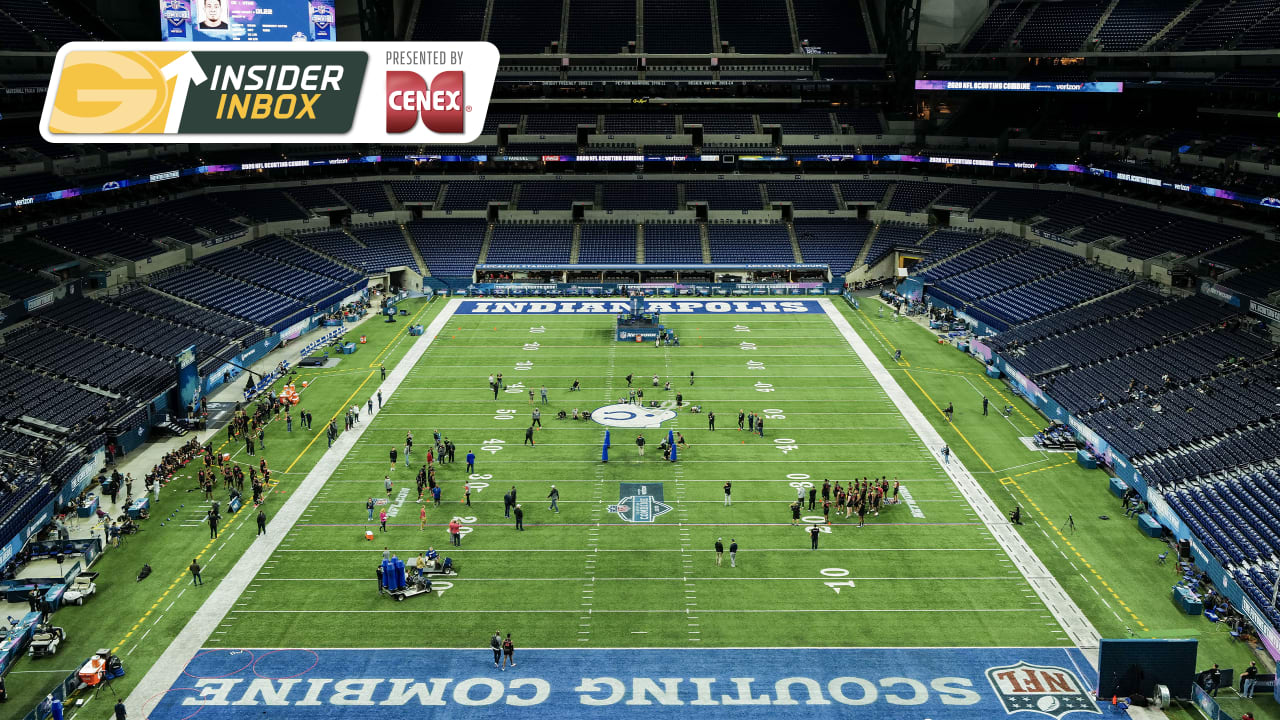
[199,0,229,29]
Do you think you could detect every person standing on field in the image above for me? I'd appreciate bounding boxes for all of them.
[502,633,515,669]
[723,481,732,506]
[715,537,724,566]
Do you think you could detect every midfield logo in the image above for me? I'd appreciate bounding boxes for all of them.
[386,70,466,133]
[591,402,677,429]
[985,662,1101,718]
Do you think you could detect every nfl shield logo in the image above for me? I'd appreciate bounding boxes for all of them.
[986,662,1101,717]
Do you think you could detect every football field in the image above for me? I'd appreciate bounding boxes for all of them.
[137,297,1106,719]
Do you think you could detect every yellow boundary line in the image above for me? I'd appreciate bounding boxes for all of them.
[871,305,1147,634]
[110,300,434,656]
[1000,473,1149,633]
[860,312,910,367]
[902,368,994,473]
[978,376,1042,434]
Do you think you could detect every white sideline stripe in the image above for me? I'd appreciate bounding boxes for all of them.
[356,426,911,431]
[229,608,1044,614]
[275,547,1001,553]
[377,412,901,416]
[197,645,1078,651]
[126,297,462,715]
[821,298,1101,667]
[251,575,1024,582]
[322,478,958,483]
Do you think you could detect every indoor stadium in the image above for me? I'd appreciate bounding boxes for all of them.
[0,1,1277,719]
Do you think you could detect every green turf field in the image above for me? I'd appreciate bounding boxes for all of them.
[843,300,1280,720]
[2,299,445,715]
[207,303,1071,651]
[12,295,1278,720]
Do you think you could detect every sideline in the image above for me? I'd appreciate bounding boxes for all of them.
[123,298,462,714]
[821,299,1102,666]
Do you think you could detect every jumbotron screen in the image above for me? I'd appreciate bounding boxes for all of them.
[160,0,335,41]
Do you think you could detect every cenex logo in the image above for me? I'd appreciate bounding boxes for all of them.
[386,70,465,133]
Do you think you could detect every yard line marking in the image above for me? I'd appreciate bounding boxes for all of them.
[230,608,1047,614]
[126,298,455,714]
[828,299,1099,665]
[275,547,1004,553]
[252,575,1028,582]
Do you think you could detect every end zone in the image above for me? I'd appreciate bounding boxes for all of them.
[148,647,1112,719]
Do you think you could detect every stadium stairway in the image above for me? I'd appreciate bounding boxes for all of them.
[480,0,495,40]
[859,0,878,51]
[636,224,646,263]
[964,191,997,217]
[402,225,430,276]
[433,182,448,209]
[477,222,495,264]
[558,0,569,47]
[282,193,309,218]
[383,185,402,211]
[783,0,801,52]
[569,223,582,263]
[831,182,847,210]
[877,183,895,210]
[758,182,770,207]
[634,0,645,48]
[402,0,421,40]
[1006,6,1039,49]
[347,227,369,249]
[786,222,804,263]
[1087,0,1122,50]
[855,223,879,267]
[1143,0,1204,50]
[284,236,365,277]
[699,222,712,263]
[708,0,723,49]
[912,232,994,274]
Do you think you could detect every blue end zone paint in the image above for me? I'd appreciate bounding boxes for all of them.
[149,647,1116,719]
[455,300,825,314]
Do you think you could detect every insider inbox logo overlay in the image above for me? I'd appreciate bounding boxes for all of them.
[40,42,498,144]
